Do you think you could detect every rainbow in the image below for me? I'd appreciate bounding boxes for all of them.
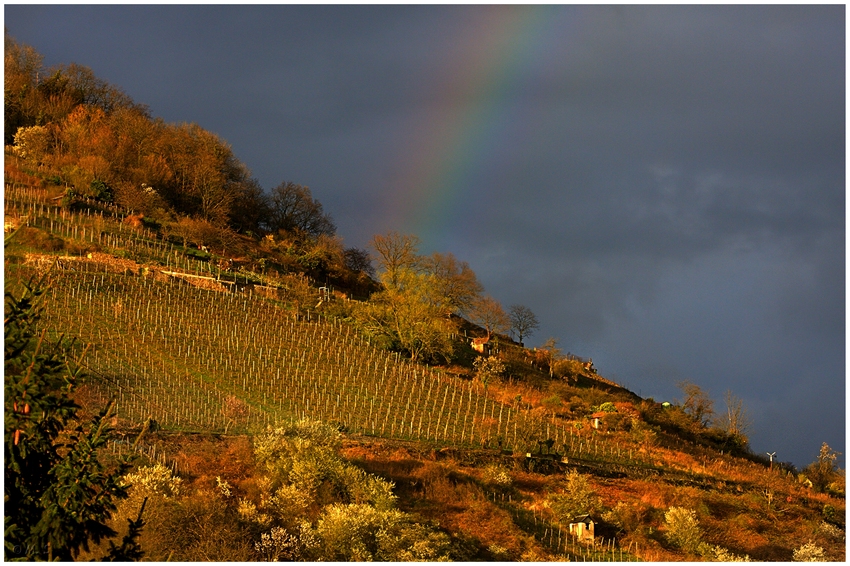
[384,5,570,250]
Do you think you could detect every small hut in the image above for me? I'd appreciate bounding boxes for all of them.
[568,514,595,542]
[590,412,608,430]
[471,336,489,355]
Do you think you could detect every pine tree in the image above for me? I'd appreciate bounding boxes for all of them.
[4,279,142,560]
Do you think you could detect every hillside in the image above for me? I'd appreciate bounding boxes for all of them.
[4,36,845,561]
[4,170,846,562]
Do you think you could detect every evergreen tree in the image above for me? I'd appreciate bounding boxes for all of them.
[4,280,141,561]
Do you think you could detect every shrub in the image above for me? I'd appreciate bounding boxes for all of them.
[254,526,298,561]
[549,471,598,521]
[310,503,451,561]
[699,543,751,561]
[488,543,511,560]
[603,411,632,432]
[254,422,396,513]
[122,464,182,499]
[90,179,114,203]
[13,226,65,252]
[481,464,513,489]
[805,443,841,493]
[552,358,586,380]
[13,125,50,161]
[473,356,505,390]
[601,501,652,534]
[817,521,845,542]
[630,420,658,450]
[664,506,702,554]
[792,541,825,562]
[161,489,255,561]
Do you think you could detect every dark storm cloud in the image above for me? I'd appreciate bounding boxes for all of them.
[4,5,843,468]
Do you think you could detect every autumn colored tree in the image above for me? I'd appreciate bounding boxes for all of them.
[4,32,45,144]
[360,232,455,362]
[56,62,140,115]
[427,252,483,317]
[178,124,242,225]
[167,216,217,250]
[359,266,454,363]
[59,104,103,154]
[508,304,539,345]
[538,337,563,378]
[549,471,599,521]
[281,274,316,320]
[469,296,510,340]
[5,32,142,145]
[299,233,347,281]
[12,125,51,163]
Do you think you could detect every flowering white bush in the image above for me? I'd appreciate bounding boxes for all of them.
[473,356,505,388]
[13,125,49,160]
[334,463,397,510]
[267,483,312,516]
[254,419,342,491]
[313,503,451,561]
[664,506,702,554]
[248,419,450,561]
[254,418,397,513]
[238,498,271,526]
[488,544,510,559]
[817,521,845,542]
[216,476,232,498]
[122,464,182,499]
[482,464,513,488]
[699,543,750,561]
[254,526,298,561]
[793,541,825,562]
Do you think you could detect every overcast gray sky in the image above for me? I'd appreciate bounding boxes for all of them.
[4,4,844,469]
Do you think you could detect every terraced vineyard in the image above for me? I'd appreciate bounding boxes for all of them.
[8,261,572,450]
[4,181,672,466]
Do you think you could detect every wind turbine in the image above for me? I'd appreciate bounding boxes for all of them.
[766,451,776,471]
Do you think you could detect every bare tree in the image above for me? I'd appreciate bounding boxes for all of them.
[805,443,841,493]
[540,337,563,378]
[508,304,539,345]
[343,247,375,277]
[677,381,715,428]
[222,395,249,433]
[370,232,421,289]
[718,389,752,442]
[267,181,335,238]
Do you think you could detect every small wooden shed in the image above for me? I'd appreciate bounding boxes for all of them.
[568,514,595,542]
[590,412,608,430]
[471,336,489,354]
